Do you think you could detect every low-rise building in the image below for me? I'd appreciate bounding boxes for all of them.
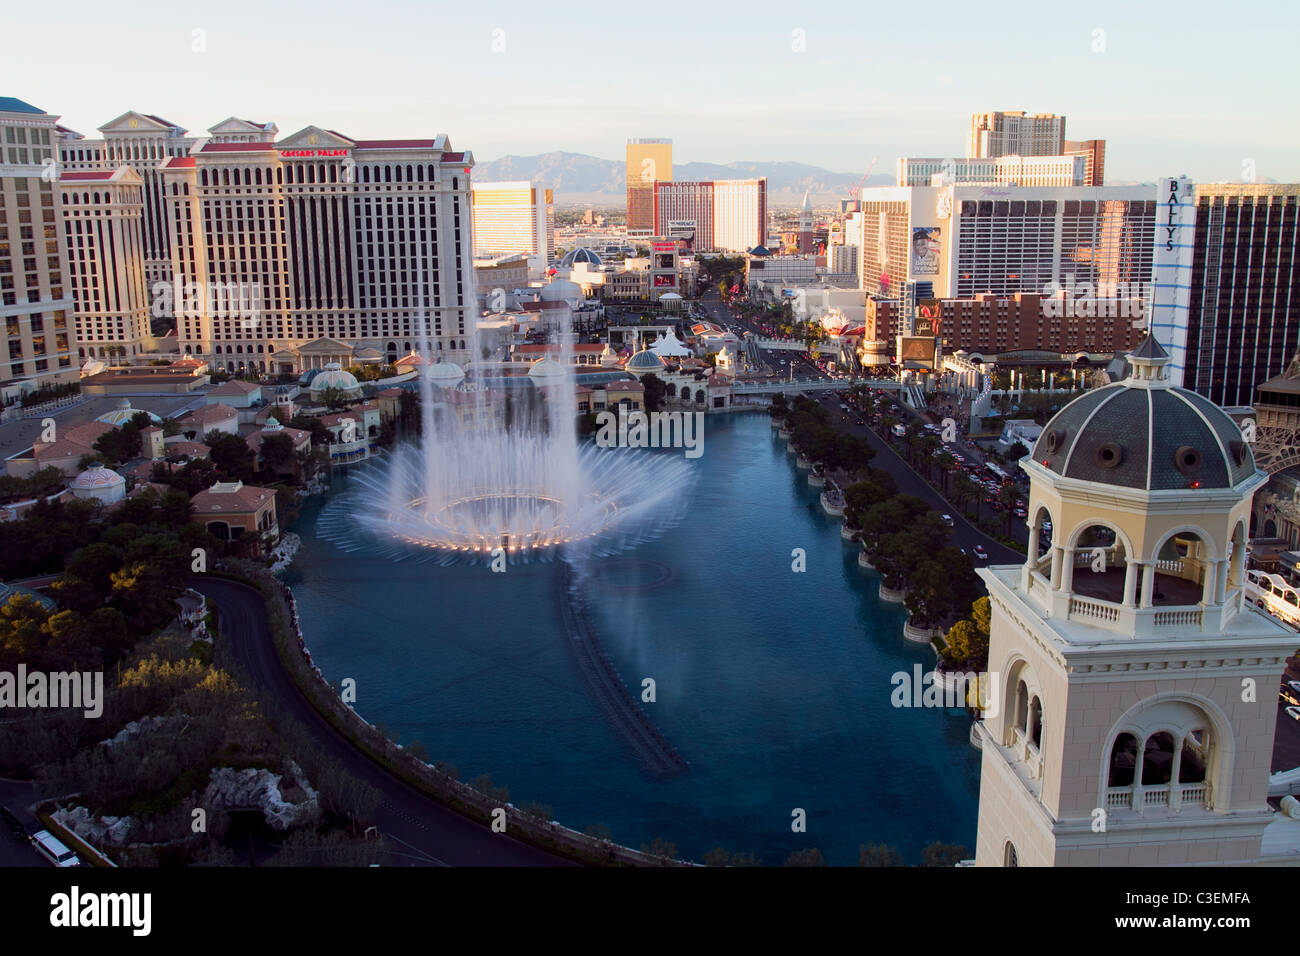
[178,403,239,439]
[190,480,278,553]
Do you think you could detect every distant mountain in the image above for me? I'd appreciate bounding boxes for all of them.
[472,152,893,207]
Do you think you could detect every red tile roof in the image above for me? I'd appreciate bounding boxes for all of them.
[354,139,438,150]
[191,482,276,515]
[162,157,196,169]
[61,171,115,181]
[441,152,465,162]
[199,141,275,152]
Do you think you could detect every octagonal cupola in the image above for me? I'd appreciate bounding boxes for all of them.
[1017,334,1264,638]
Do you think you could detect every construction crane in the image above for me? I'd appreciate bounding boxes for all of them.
[846,155,879,208]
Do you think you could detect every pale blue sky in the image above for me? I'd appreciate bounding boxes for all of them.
[6,0,1297,182]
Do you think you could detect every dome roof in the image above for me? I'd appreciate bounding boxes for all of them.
[96,398,162,426]
[539,279,582,302]
[1031,336,1255,491]
[426,359,465,386]
[71,464,125,489]
[527,357,566,383]
[309,362,361,396]
[626,347,665,371]
[558,247,602,269]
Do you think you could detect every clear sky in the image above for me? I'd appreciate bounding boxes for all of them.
[6,0,1297,183]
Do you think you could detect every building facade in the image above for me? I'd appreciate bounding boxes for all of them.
[58,167,153,360]
[56,112,200,291]
[0,97,78,386]
[896,155,1085,188]
[470,180,554,272]
[159,126,477,374]
[653,178,766,253]
[866,290,1145,357]
[1184,183,1300,409]
[857,184,1158,306]
[626,138,672,236]
[1064,139,1106,187]
[968,111,1066,158]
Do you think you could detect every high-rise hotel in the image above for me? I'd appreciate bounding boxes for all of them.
[0,97,78,387]
[158,126,476,373]
[1185,183,1300,409]
[626,138,672,236]
[653,178,766,252]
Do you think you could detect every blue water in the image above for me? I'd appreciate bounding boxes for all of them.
[285,412,980,864]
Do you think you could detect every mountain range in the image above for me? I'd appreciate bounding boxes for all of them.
[472,152,895,208]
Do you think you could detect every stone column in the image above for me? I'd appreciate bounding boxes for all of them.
[1050,546,1064,589]
[1026,524,1041,569]
[1215,559,1229,604]
[1123,561,1139,607]
[1201,562,1217,605]
[1140,562,1156,608]
[1060,548,1076,593]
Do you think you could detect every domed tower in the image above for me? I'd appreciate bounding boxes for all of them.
[974,334,1297,867]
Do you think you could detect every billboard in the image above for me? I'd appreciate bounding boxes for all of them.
[667,220,696,231]
[652,241,677,252]
[915,300,942,336]
[896,335,937,366]
[653,274,676,288]
[911,227,940,276]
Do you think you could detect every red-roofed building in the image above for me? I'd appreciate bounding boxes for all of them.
[178,403,239,438]
[190,481,278,553]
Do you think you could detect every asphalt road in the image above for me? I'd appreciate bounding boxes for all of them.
[192,577,569,867]
[811,392,1025,567]
[0,779,45,868]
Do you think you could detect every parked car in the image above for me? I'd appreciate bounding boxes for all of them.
[973,545,989,560]
[30,829,81,867]
[940,514,955,527]
[1287,705,1300,723]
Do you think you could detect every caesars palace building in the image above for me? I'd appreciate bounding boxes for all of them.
[156,126,477,374]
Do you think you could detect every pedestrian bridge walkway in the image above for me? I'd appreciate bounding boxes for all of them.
[731,378,900,395]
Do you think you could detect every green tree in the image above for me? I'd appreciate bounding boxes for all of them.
[920,842,970,867]
[205,431,255,483]
[783,848,827,866]
[259,431,297,476]
[640,373,668,414]
[859,843,905,866]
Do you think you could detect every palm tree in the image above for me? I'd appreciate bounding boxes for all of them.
[935,450,957,494]
[998,482,1019,535]
[954,473,980,522]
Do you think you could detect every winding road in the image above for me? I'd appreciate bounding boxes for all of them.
[191,577,570,867]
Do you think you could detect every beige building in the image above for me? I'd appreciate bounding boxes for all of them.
[470,181,554,272]
[626,138,672,236]
[974,336,1300,866]
[968,111,1066,158]
[59,167,153,361]
[1,97,79,387]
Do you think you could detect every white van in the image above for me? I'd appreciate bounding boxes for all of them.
[30,829,81,867]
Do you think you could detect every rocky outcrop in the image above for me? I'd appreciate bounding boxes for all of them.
[52,805,133,847]
[203,764,320,831]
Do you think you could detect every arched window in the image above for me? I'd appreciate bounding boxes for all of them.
[1141,732,1175,785]
[695,389,705,404]
[1015,680,1029,733]
[1028,696,1043,749]
[1003,842,1018,868]
[1108,733,1137,787]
